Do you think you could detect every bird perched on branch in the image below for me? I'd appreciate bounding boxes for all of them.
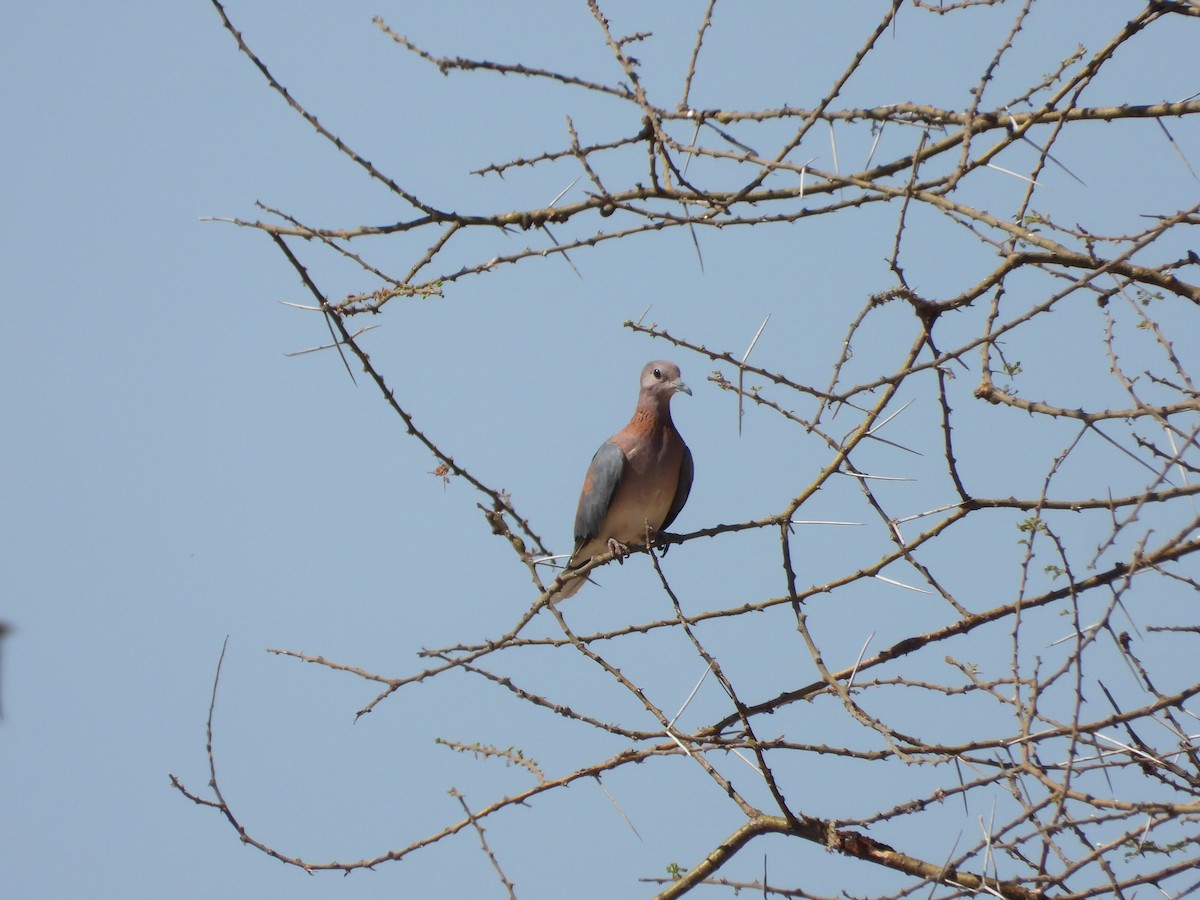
[557,360,693,598]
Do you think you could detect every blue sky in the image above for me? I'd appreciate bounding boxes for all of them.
[3,2,1198,897]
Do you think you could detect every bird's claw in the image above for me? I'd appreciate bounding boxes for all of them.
[607,537,629,564]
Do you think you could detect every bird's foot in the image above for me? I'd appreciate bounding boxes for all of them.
[607,537,630,564]
[650,530,679,556]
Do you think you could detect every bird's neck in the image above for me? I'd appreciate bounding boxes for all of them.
[630,404,672,431]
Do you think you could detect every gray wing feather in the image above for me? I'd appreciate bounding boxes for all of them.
[661,444,694,531]
[573,441,626,545]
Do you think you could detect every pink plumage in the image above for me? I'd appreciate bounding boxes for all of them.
[556,360,693,598]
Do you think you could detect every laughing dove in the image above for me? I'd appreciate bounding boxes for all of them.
[557,360,694,598]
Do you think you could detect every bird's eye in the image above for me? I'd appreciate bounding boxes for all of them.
[653,368,662,379]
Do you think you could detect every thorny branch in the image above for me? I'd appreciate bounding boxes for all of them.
[179,2,1200,897]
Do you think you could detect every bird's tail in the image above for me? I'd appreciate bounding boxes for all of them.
[553,566,588,599]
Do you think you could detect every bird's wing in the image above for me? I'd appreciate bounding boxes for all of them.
[573,440,627,547]
[661,442,693,531]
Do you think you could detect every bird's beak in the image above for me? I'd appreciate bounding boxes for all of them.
[672,378,692,397]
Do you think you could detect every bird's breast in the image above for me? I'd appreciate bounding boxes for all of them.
[602,462,678,543]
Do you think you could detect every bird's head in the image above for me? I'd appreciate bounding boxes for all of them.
[640,360,692,403]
